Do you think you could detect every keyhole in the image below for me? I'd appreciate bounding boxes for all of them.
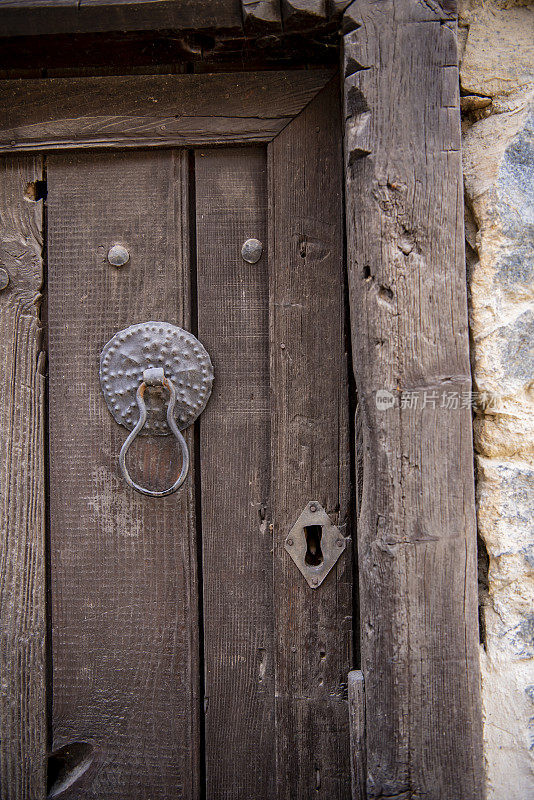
[304,525,323,566]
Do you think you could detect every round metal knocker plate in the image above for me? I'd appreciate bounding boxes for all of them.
[100,322,213,435]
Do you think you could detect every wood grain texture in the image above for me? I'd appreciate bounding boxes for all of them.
[269,77,353,800]
[0,0,244,37]
[343,2,484,798]
[196,148,274,799]
[0,70,334,153]
[281,0,326,29]
[241,0,282,32]
[342,0,457,30]
[348,670,365,800]
[0,156,46,800]
[46,150,200,799]
[0,0,356,37]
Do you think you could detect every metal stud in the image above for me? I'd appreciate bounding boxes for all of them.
[107,245,130,267]
[0,267,10,291]
[241,238,263,264]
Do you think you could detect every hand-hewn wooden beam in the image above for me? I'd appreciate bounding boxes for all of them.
[0,0,355,38]
[0,0,245,37]
[343,2,484,798]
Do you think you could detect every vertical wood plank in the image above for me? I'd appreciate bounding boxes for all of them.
[195,147,275,799]
[348,670,365,800]
[343,2,485,797]
[46,150,200,799]
[269,78,353,799]
[0,156,46,800]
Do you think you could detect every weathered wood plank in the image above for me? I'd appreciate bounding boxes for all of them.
[0,0,244,38]
[196,147,274,799]
[46,150,200,799]
[343,2,484,798]
[0,70,334,153]
[348,670,365,800]
[0,0,353,36]
[0,156,46,800]
[269,77,353,799]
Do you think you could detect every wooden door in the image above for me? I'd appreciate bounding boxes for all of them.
[1,74,353,800]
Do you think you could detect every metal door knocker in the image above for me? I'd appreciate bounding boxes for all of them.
[99,322,213,497]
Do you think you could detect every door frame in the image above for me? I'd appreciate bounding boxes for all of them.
[0,2,485,797]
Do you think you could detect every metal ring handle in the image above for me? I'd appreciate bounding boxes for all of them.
[118,374,190,497]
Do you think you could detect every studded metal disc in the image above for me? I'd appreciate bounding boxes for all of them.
[100,322,213,435]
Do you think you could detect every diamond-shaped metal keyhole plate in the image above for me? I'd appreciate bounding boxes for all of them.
[284,501,346,588]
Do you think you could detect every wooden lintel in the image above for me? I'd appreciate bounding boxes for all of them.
[0,0,360,38]
[0,0,245,38]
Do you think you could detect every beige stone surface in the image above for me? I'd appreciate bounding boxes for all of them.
[480,652,534,800]
[460,2,534,797]
[461,4,534,99]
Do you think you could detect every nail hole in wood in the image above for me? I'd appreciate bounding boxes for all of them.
[24,180,47,202]
[378,284,394,301]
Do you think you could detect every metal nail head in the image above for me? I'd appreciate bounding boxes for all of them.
[0,267,9,291]
[107,244,130,267]
[241,238,263,264]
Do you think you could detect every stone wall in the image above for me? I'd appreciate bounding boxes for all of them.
[459,2,534,797]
